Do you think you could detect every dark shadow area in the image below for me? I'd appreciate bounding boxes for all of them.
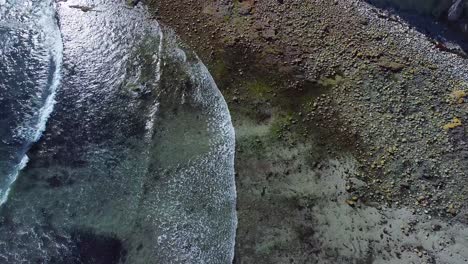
[49,229,127,264]
[367,0,468,58]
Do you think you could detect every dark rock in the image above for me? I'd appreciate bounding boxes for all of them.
[262,28,277,41]
[127,0,141,7]
[70,229,127,264]
[68,5,95,12]
[237,1,254,16]
[377,58,405,72]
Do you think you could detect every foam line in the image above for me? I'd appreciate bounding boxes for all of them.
[0,1,63,206]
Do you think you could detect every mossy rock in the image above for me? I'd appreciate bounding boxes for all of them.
[246,79,273,97]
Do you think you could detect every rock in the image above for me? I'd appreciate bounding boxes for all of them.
[238,1,254,16]
[346,199,356,207]
[443,117,462,130]
[447,204,458,215]
[69,5,95,12]
[377,58,405,72]
[262,28,277,41]
[127,0,141,7]
[400,182,410,189]
[450,90,466,104]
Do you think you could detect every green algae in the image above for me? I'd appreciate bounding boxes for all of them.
[268,114,293,138]
[318,74,344,88]
[210,59,229,82]
[246,79,273,97]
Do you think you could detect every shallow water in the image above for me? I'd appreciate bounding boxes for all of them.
[0,0,236,263]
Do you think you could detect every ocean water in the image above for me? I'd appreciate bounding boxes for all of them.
[0,0,236,263]
[0,0,62,205]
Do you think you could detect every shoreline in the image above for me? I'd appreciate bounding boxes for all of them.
[147,0,468,262]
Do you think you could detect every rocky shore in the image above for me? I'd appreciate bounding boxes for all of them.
[146,0,468,263]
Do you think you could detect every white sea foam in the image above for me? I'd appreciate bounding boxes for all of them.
[0,155,29,205]
[30,0,64,143]
[155,27,164,83]
[32,48,63,143]
[142,30,237,262]
[0,0,63,206]
[145,102,160,142]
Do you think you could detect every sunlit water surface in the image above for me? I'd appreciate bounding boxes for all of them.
[0,0,236,263]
